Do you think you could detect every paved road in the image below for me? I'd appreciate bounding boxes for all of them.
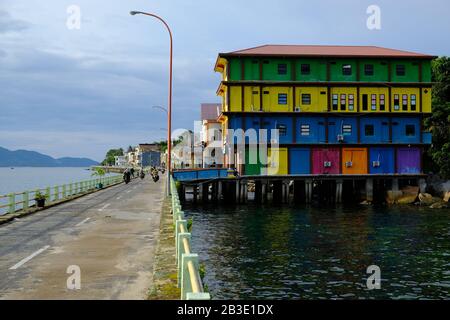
[0,176,165,299]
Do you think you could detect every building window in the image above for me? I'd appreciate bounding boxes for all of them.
[402,94,408,111]
[300,124,310,136]
[332,94,339,111]
[411,94,417,111]
[371,94,377,111]
[394,94,400,110]
[340,94,346,111]
[278,63,287,75]
[348,94,354,111]
[301,64,311,75]
[276,124,287,136]
[362,94,368,111]
[364,64,374,76]
[396,64,406,76]
[278,93,288,105]
[301,94,311,105]
[380,94,386,111]
[342,124,352,135]
[405,124,416,136]
[365,124,375,136]
[342,64,352,76]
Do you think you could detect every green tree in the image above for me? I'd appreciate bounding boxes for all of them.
[101,148,124,166]
[424,57,450,178]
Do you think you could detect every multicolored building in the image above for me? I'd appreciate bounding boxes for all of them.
[214,45,434,176]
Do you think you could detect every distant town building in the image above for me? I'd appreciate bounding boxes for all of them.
[127,150,137,166]
[135,143,161,167]
[114,155,127,167]
[200,103,223,168]
[173,130,196,169]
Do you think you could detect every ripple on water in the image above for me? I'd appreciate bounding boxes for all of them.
[186,203,450,300]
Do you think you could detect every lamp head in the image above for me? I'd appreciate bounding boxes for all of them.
[130,11,140,16]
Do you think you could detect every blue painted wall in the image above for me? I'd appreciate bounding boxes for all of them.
[261,116,294,144]
[328,117,358,144]
[392,117,421,143]
[295,117,326,144]
[360,117,390,143]
[228,116,244,144]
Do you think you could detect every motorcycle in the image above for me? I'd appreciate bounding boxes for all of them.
[140,172,145,180]
[123,171,131,184]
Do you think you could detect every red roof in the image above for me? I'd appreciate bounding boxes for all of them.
[219,45,434,59]
[201,103,221,121]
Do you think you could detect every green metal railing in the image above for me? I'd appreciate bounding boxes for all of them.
[170,177,210,300]
[0,175,123,216]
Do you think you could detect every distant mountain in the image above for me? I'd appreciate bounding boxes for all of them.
[0,147,99,167]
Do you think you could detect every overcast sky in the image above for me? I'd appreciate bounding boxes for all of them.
[1,0,449,161]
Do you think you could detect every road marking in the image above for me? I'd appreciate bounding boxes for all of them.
[98,203,110,211]
[126,190,132,193]
[75,217,90,227]
[116,196,122,200]
[9,246,50,270]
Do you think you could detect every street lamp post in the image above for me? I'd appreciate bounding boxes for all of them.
[130,11,173,195]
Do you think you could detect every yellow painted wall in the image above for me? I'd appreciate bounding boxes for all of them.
[262,87,293,112]
[391,88,420,112]
[219,86,228,112]
[295,87,328,112]
[243,86,261,111]
[229,86,242,112]
[268,147,288,175]
[422,87,432,113]
[359,87,389,112]
[330,87,358,112]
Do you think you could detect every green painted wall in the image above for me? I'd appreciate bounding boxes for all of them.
[245,147,262,175]
[390,60,420,82]
[227,56,432,83]
[359,59,389,82]
[421,60,432,82]
[295,58,327,82]
[228,57,242,81]
[261,58,292,81]
[329,59,357,82]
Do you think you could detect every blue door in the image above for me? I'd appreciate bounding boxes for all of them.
[369,147,395,174]
[289,148,310,174]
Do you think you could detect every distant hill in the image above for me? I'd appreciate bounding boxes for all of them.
[0,147,99,167]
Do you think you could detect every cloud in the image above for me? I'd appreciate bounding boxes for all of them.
[0,10,30,34]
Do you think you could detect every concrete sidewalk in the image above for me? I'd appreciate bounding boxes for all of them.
[0,176,165,299]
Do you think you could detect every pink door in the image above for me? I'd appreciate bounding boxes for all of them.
[312,148,341,174]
